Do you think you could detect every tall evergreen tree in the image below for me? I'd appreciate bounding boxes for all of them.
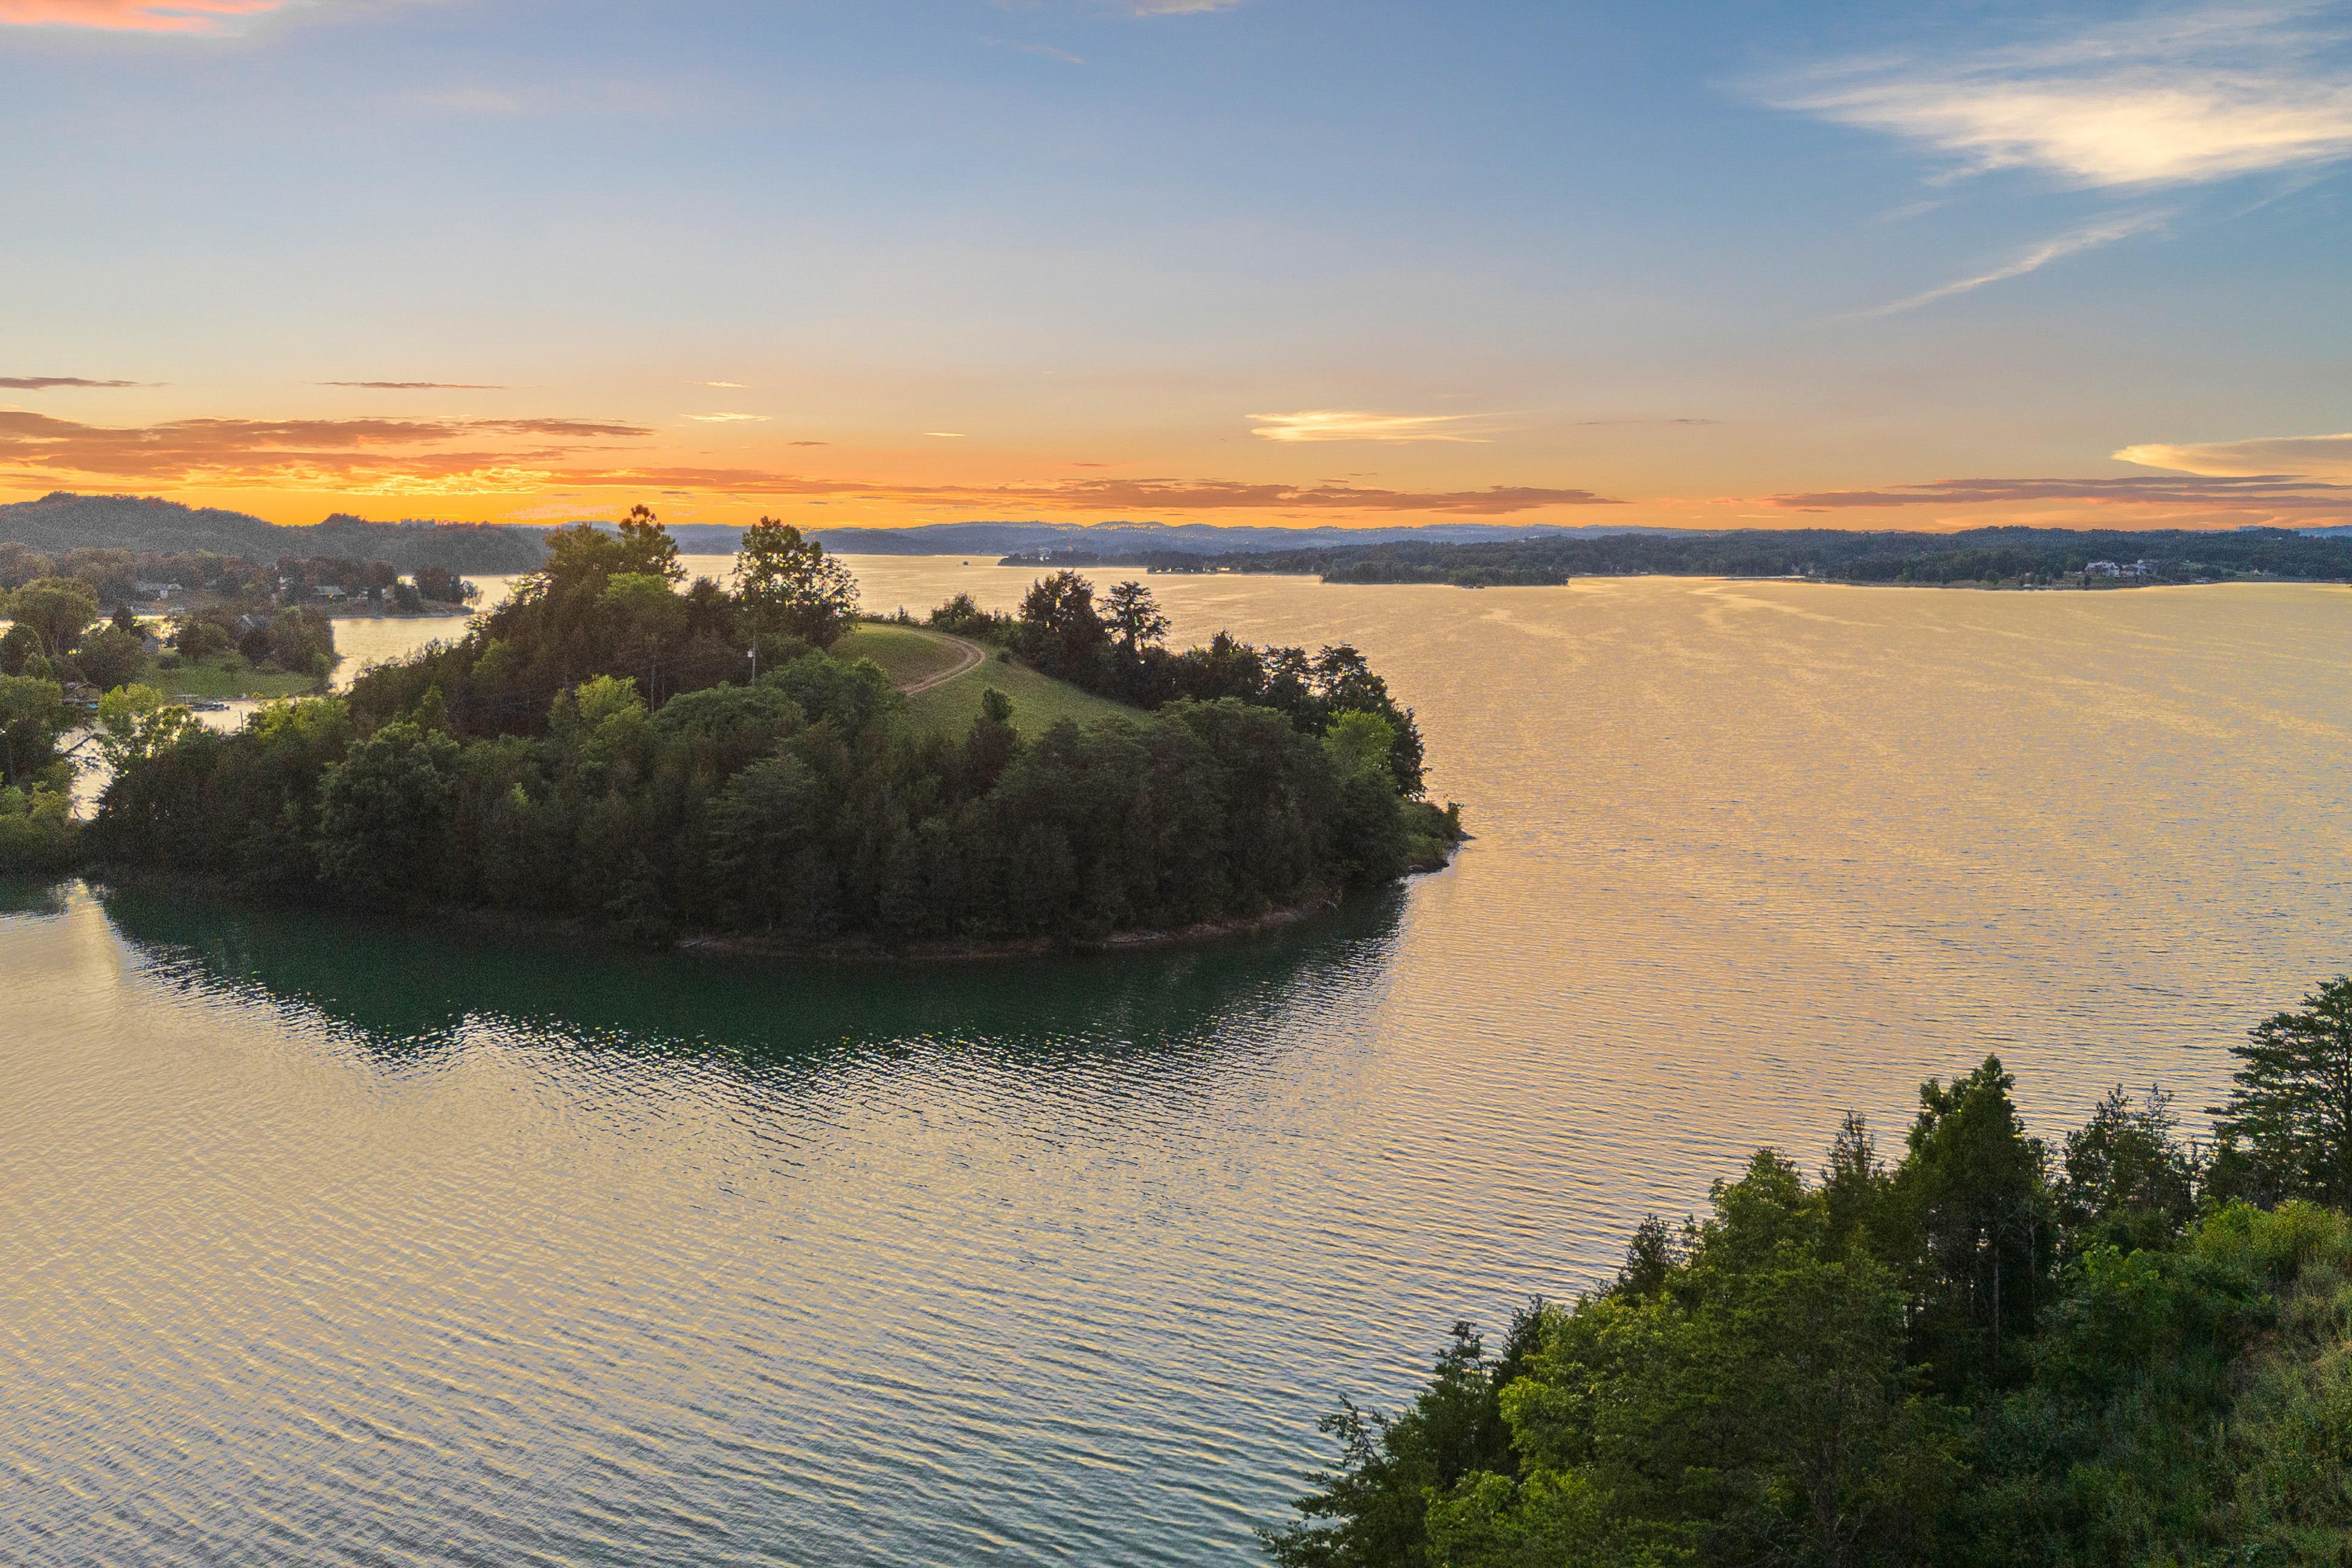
[1898,1057,2053,1388]
[1102,580,1169,653]
[2213,976,2352,1207]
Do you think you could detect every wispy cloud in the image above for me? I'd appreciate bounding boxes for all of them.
[1250,409,1493,443]
[610,475,1617,516]
[1773,4,2352,189]
[0,0,296,34]
[1122,0,1247,13]
[0,410,650,496]
[0,376,145,390]
[1756,473,2351,517]
[321,381,504,391]
[686,413,770,423]
[1567,416,1719,428]
[1017,42,1083,65]
[690,380,748,389]
[0,409,1611,514]
[1857,213,2163,315]
[2117,431,2352,479]
[924,431,968,438]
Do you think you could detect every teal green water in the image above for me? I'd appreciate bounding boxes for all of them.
[5,572,2350,1563]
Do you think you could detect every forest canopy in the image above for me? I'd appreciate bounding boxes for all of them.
[87,513,1458,946]
[1268,976,2352,1568]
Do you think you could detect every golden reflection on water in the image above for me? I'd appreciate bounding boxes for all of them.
[3,568,2348,1565]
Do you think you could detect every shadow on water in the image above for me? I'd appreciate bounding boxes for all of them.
[93,880,1410,1067]
[0,875,74,920]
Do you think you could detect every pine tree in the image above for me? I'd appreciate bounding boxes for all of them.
[2212,976,2352,1207]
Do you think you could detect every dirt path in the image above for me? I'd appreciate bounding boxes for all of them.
[892,627,987,695]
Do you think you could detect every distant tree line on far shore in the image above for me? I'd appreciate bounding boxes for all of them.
[1093,525,2352,589]
[0,540,475,612]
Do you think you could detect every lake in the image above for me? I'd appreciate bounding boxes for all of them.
[5,566,2349,1564]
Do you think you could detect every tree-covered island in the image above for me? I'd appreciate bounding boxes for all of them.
[1269,978,2352,1567]
[49,509,1458,950]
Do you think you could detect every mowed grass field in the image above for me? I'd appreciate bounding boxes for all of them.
[833,624,970,688]
[902,646,1140,738]
[146,656,325,700]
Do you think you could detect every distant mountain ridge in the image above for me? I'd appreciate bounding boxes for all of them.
[802,520,1669,556]
[0,493,550,572]
[5,499,1649,569]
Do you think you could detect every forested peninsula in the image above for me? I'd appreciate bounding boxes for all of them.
[1095,525,2352,589]
[1271,977,2352,1567]
[62,510,1457,950]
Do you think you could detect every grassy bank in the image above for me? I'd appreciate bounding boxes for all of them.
[144,654,327,701]
[906,647,1139,737]
[836,622,1141,738]
[834,624,971,688]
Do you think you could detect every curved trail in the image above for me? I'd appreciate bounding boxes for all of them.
[890,627,987,695]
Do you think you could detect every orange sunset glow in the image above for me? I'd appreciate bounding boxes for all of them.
[6,1,2350,536]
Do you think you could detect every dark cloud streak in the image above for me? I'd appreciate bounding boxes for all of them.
[1761,475,2351,512]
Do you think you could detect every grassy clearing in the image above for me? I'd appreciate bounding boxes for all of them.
[145,656,326,700]
[905,648,1140,738]
[835,624,969,687]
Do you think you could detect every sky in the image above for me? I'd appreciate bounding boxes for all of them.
[2,0,2350,532]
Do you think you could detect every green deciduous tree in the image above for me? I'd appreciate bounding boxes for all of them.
[734,517,858,648]
[172,616,234,660]
[72,625,146,692]
[0,622,41,677]
[315,719,462,907]
[0,674,72,787]
[5,577,99,657]
[1015,571,1106,671]
[95,684,195,774]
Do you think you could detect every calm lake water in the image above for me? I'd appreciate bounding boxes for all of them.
[6,566,2350,1564]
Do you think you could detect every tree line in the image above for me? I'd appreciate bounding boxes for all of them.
[930,570,1426,795]
[0,539,475,612]
[83,511,1458,944]
[1098,526,2352,589]
[1268,977,2352,1567]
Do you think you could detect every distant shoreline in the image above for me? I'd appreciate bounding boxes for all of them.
[1111,564,2312,591]
[992,525,2352,592]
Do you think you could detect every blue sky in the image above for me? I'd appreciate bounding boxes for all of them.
[3,0,2348,529]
